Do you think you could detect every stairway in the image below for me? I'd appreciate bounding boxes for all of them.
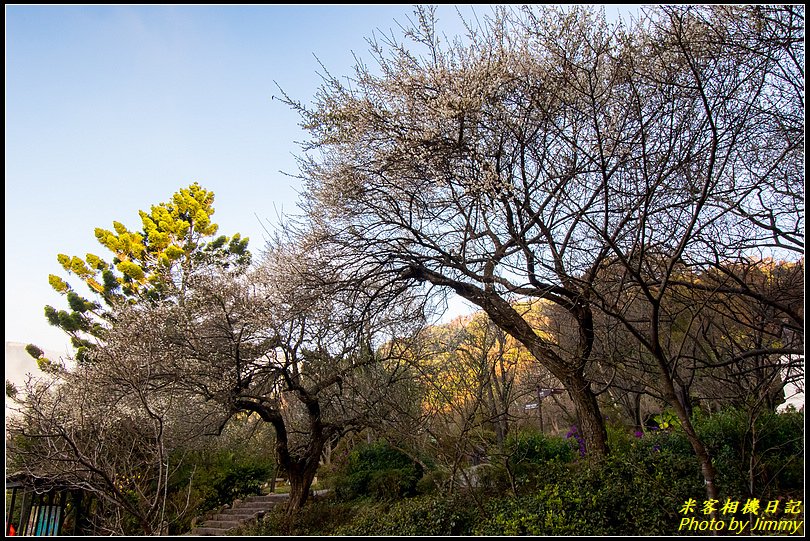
[190,493,289,536]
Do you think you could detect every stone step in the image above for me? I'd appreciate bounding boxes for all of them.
[234,501,274,510]
[212,512,258,522]
[201,520,242,530]
[191,527,230,536]
[187,492,298,535]
[246,494,289,503]
[218,508,262,515]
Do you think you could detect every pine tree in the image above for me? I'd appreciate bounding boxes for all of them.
[37,183,250,364]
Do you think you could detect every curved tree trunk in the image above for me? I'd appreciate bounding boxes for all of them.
[280,396,329,514]
[286,458,321,513]
[236,389,332,514]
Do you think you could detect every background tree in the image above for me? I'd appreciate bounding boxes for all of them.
[402,307,574,496]
[667,260,804,414]
[394,313,529,493]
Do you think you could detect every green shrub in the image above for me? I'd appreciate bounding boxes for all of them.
[367,466,421,500]
[749,409,804,496]
[499,430,576,491]
[335,494,478,536]
[606,423,635,455]
[507,429,577,465]
[415,468,449,494]
[247,409,804,536]
[475,450,704,535]
[257,449,706,536]
[331,441,423,501]
[689,407,804,499]
[172,449,274,514]
[247,498,360,536]
[624,407,804,504]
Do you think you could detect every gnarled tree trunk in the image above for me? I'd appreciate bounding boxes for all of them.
[285,456,322,513]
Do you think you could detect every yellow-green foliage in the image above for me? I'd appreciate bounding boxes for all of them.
[165,245,185,261]
[44,183,249,366]
[85,253,106,270]
[48,274,70,294]
[50,183,226,301]
[116,260,146,282]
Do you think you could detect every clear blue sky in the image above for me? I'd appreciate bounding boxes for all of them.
[5,5,638,358]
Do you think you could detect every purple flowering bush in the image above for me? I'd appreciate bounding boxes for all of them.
[565,425,588,457]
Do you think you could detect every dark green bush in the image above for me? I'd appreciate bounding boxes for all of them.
[331,441,423,501]
[498,430,576,492]
[251,499,359,536]
[689,407,804,499]
[335,494,478,536]
[475,450,704,535]
[415,468,449,494]
[367,466,421,500]
[626,408,805,501]
[507,429,577,465]
[172,449,274,513]
[749,408,804,496]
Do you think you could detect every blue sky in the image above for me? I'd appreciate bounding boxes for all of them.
[6,5,639,358]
